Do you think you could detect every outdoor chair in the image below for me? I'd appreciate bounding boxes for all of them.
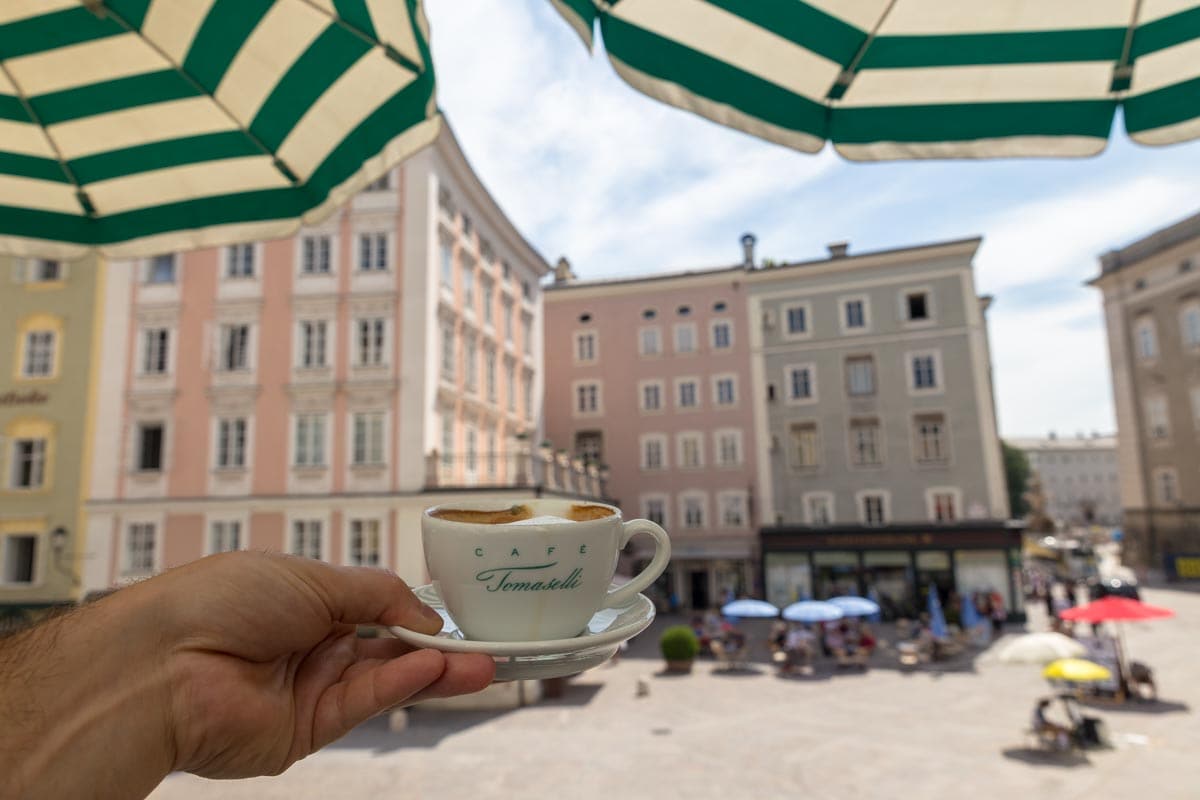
[710,639,749,672]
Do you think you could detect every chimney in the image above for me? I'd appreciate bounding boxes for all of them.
[741,233,757,268]
[553,256,576,285]
[827,241,849,258]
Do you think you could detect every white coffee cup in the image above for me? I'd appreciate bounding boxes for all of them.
[421,498,671,642]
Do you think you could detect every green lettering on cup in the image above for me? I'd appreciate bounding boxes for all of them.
[511,548,520,557]
[579,544,587,554]
[474,547,484,557]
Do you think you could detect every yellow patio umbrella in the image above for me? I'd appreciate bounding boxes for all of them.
[1042,658,1112,683]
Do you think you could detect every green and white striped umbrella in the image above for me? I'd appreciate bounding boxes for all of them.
[551,0,1200,160]
[0,0,436,258]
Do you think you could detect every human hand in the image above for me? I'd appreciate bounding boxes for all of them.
[154,551,495,778]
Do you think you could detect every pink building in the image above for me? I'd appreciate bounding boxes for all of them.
[83,125,589,591]
[543,261,760,609]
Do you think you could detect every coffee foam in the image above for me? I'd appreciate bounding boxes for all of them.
[431,503,614,525]
[508,514,573,526]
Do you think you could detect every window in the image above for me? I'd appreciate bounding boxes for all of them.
[440,241,453,287]
[357,318,385,366]
[216,418,247,469]
[358,233,388,271]
[348,519,381,566]
[1134,317,1158,360]
[719,492,746,527]
[219,324,250,371]
[789,422,819,469]
[575,431,603,465]
[522,280,532,302]
[849,418,882,466]
[294,414,326,467]
[914,413,949,463]
[804,493,833,525]
[10,439,46,488]
[905,291,930,321]
[575,382,600,415]
[3,535,36,584]
[482,280,494,326]
[292,520,323,560]
[226,244,255,278]
[930,490,958,522]
[640,327,662,356]
[787,365,816,402]
[505,362,516,411]
[522,316,532,355]
[523,372,534,420]
[1146,396,1170,440]
[845,298,867,330]
[784,304,808,336]
[485,349,497,402]
[464,337,478,391]
[677,379,699,409]
[910,352,939,390]
[365,172,391,191]
[1191,386,1200,430]
[210,521,241,553]
[147,254,175,284]
[441,415,454,467]
[642,308,657,320]
[463,265,475,308]
[715,430,742,466]
[22,331,56,377]
[299,321,328,368]
[641,435,667,470]
[644,496,666,527]
[714,376,736,406]
[860,493,886,525]
[31,260,62,282]
[352,412,385,466]
[640,380,663,412]
[846,356,875,396]
[502,260,512,281]
[711,321,732,350]
[503,301,514,343]
[1155,468,1179,504]
[486,429,498,477]
[674,324,696,354]
[440,322,455,378]
[1181,304,1200,349]
[465,427,477,473]
[575,331,597,363]
[678,433,703,469]
[681,495,706,529]
[137,424,163,472]
[126,523,156,572]
[301,236,331,275]
[142,328,169,374]
[677,305,691,316]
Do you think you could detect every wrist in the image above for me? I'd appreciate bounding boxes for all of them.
[0,586,177,799]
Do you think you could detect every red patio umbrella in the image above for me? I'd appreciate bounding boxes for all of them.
[1059,597,1174,623]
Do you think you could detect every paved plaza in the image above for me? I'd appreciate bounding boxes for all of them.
[151,586,1198,800]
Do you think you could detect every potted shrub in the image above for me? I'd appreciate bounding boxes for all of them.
[660,625,699,674]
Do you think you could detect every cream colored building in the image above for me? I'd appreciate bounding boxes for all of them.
[1009,434,1121,527]
[1092,209,1200,572]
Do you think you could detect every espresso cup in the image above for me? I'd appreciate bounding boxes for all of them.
[421,498,671,642]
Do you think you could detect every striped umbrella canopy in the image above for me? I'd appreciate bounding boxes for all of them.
[551,0,1200,160]
[0,0,436,258]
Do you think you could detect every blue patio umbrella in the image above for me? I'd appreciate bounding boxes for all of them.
[721,599,779,619]
[782,601,843,624]
[828,596,881,618]
[928,587,948,639]
[960,594,982,630]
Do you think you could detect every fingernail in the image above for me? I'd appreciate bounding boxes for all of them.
[419,603,444,624]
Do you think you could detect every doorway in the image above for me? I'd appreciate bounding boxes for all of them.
[689,569,710,610]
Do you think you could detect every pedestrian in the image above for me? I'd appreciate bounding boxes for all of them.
[989,589,1006,635]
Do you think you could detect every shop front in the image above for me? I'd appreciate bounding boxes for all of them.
[761,522,1025,621]
[641,536,758,612]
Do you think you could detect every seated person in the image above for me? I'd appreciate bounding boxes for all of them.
[825,624,848,665]
[856,624,877,661]
[783,625,816,674]
[1032,698,1071,750]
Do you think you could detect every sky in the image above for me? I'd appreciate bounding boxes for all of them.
[424,0,1200,439]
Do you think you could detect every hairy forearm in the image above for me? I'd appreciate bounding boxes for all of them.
[0,588,176,800]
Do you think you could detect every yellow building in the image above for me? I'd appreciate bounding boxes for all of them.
[0,257,104,633]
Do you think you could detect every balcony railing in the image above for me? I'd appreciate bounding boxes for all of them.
[425,446,608,499]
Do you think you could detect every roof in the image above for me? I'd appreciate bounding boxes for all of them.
[544,235,982,294]
[1096,208,1200,277]
[1007,435,1117,451]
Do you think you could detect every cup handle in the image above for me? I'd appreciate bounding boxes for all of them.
[602,519,671,610]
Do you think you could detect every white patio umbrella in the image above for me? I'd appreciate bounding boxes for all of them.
[997,632,1088,665]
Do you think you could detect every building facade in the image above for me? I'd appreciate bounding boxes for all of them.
[1010,434,1121,528]
[544,262,760,610]
[83,125,568,592]
[1092,210,1200,574]
[1,257,104,631]
[747,238,1016,619]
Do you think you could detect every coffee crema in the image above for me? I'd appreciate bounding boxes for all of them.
[431,503,614,524]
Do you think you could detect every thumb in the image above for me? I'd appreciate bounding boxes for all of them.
[291,557,445,634]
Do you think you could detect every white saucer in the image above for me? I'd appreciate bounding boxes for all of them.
[389,584,655,681]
